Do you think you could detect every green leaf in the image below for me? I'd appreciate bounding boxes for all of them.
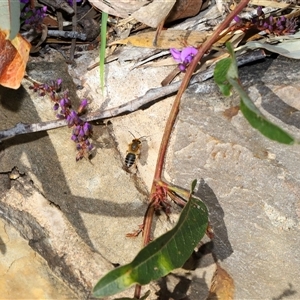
[214,42,295,144]
[239,98,294,144]
[214,57,232,96]
[190,179,197,193]
[93,196,208,298]
[0,0,21,40]
[227,73,295,145]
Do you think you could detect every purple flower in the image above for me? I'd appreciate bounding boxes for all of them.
[67,111,80,127]
[257,6,263,17]
[71,134,78,142]
[20,0,30,3]
[79,127,85,138]
[170,48,182,63]
[77,99,88,114]
[60,98,67,108]
[84,139,93,151]
[252,6,297,35]
[21,5,47,29]
[233,16,241,23]
[83,122,92,136]
[53,103,59,111]
[56,78,62,87]
[170,46,198,72]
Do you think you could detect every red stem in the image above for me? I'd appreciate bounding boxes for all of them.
[135,1,251,298]
[152,0,250,183]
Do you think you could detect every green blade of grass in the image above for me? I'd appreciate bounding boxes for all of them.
[100,11,108,93]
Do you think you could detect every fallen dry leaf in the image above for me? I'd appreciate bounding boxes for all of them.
[109,29,213,49]
[131,0,176,28]
[223,106,240,120]
[166,0,203,23]
[88,0,149,18]
[0,30,31,89]
[249,0,290,8]
[207,264,235,300]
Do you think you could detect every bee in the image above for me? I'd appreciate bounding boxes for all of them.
[125,138,142,168]
[125,131,150,168]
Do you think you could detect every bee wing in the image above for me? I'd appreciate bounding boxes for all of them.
[139,139,149,166]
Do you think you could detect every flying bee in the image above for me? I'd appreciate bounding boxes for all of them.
[125,132,147,168]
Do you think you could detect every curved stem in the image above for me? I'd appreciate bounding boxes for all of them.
[152,0,250,182]
[136,2,251,298]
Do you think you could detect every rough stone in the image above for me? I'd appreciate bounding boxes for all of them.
[166,56,300,299]
[0,54,150,299]
[1,45,300,300]
[0,218,76,299]
[0,48,214,299]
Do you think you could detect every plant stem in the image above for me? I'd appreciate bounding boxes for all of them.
[135,2,251,298]
[152,0,250,183]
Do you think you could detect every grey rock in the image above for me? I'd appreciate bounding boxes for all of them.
[1,49,300,300]
[166,56,300,299]
[0,56,149,299]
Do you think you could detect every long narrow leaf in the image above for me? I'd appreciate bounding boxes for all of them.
[214,42,295,144]
[239,96,294,144]
[93,195,208,297]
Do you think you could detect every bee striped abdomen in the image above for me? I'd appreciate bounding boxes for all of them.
[125,153,136,168]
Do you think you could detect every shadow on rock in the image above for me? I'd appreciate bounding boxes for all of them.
[156,272,210,300]
[195,179,233,261]
[272,283,297,300]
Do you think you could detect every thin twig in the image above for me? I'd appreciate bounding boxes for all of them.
[69,0,77,62]
[0,50,264,143]
[47,30,86,40]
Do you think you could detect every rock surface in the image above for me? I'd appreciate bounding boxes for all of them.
[166,56,300,299]
[0,218,76,299]
[0,49,215,299]
[0,46,299,300]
